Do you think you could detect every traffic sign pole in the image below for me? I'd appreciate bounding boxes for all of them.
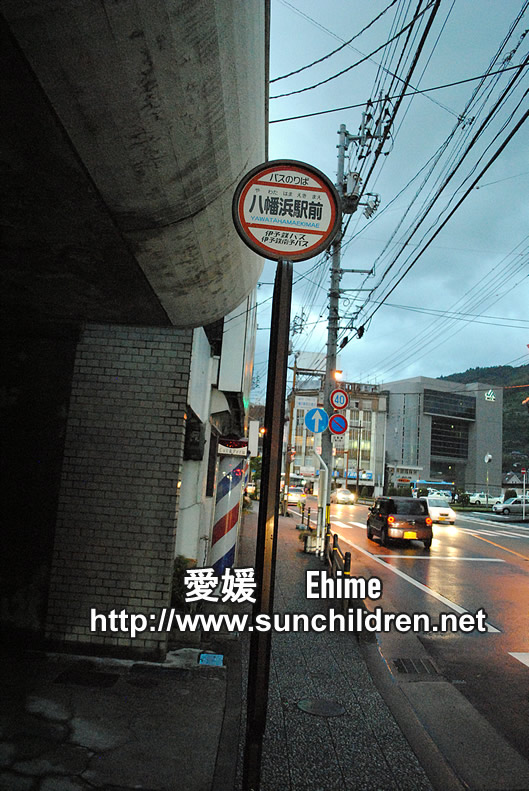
[321,125,348,533]
[233,161,340,791]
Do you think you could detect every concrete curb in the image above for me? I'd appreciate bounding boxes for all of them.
[360,640,465,791]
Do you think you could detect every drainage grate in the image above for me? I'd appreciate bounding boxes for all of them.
[392,657,438,675]
[54,669,119,688]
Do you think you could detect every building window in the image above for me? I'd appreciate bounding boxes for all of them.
[424,389,475,421]
[431,417,469,458]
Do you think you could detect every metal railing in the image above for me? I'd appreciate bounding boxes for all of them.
[324,530,355,616]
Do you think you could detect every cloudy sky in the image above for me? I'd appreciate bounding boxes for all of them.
[250,0,529,401]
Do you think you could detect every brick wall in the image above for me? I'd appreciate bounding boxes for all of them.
[45,324,192,659]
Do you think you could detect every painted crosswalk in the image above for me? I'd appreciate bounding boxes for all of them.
[509,653,529,668]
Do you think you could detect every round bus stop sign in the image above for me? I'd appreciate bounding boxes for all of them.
[232,160,341,261]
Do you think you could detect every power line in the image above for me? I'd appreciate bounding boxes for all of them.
[354,56,529,321]
[269,62,529,123]
[270,0,400,83]
[270,1,436,99]
[347,299,529,327]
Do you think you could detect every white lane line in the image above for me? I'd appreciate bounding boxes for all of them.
[331,520,355,529]
[462,515,529,529]
[460,528,528,540]
[509,652,529,668]
[376,556,505,561]
[336,536,501,633]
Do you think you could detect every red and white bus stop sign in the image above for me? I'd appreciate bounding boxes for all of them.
[330,388,349,410]
[232,160,341,262]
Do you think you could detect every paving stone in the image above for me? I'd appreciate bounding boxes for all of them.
[0,772,35,791]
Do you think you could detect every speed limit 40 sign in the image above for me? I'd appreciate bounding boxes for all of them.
[330,388,349,410]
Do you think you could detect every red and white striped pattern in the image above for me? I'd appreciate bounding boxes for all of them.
[210,454,247,574]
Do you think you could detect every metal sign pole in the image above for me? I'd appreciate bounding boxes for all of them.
[242,259,293,791]
[233,159,339,790]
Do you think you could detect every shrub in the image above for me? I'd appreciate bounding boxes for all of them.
[504,488,517,500]
[397,486,413,497]
[171,555,196,610]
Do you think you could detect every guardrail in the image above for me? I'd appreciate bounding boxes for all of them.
[324,530,353,615]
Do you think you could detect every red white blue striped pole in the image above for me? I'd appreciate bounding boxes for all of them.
[210,441,248,575]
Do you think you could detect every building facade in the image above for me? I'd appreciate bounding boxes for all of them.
[287,382,387,496]
[383,377,503,494]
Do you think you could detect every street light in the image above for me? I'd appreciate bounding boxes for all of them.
[484,453,492,505]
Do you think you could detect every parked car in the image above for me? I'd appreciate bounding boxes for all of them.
[286,485,306,505]
[492,497,529,516]
[423,497,456,525]
[429,489,452,500]
[367,496,433,549]
[330,488,356,505]
[467,492,494,505]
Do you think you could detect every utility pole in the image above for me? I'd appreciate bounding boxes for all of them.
[282,356,298,515]
[321,113,385,524]
[321,124,349,527]
[355,424,363,498]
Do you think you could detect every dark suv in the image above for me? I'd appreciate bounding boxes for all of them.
[367,496,433,549]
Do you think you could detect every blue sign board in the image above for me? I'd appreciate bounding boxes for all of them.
[304,407,329,433]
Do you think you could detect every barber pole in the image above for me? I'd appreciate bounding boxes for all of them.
[210,439,248,575]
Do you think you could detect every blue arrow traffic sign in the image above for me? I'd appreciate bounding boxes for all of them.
[304,407,329,433]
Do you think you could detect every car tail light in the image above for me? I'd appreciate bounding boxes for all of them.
[426,516,432,526]
[387,515,395,524]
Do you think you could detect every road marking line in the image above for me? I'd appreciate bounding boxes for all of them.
[509,652,529,668]
[467,532,529,560]
[459,527,528,538]
[331,520,354,529]
[337,536,500,633]
[463,515,529,529]
[376,556,505,561]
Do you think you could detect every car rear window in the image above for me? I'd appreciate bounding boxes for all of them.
[391,499,427,515]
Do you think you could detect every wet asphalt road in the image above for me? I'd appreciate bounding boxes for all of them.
[293,498,529,763]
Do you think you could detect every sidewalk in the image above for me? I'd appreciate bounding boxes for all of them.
[3,503,529,790]
[0,633,231,791]
[236,505,529,791]
[234,507,435,791]
[1,505,435,791]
